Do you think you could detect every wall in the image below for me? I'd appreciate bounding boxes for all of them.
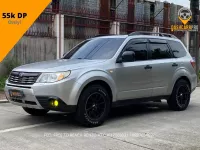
[12,37,57,65]
[0,36,84,76]
[64,39,83,53]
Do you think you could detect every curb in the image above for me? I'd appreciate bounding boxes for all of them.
[0,99,9,104]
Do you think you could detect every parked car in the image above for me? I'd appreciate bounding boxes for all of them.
[4,32,197,127]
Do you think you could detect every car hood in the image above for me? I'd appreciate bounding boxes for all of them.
[13,59,106,72]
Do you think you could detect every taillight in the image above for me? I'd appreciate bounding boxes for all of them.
[190,60,196,68]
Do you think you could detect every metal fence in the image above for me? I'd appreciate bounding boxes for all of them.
[24,0,189,40]
[25,13,55,37]
[59,1,105,39]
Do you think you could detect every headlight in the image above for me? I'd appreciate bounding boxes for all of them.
[36,71,71,83]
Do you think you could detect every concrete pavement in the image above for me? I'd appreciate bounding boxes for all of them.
[0,91,7,103]
[0,99,8,103]
[0,88,200,150]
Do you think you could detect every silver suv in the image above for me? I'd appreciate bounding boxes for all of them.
[4,32,197,127]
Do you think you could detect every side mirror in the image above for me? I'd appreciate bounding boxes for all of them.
[120,51,135,62]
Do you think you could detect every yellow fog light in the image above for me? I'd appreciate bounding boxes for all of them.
[51,99,59,107]
[54,100,59,107]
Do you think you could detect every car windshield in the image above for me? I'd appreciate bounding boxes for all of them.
[63,38,125,60]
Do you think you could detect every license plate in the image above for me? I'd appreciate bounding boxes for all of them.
[9,90,24,98]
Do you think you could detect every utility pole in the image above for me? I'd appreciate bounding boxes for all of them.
[190,0,199,81]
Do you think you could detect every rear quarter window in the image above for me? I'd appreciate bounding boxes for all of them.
[167,40,187,58]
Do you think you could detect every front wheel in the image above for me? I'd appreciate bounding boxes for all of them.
[76,84,111,127]
[167,79,191,111]
[23,107,49,116]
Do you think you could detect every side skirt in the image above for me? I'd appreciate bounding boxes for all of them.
[112,96,170,108]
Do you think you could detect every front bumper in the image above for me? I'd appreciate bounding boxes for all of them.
[5,85,44,109]
[36,96,76,112]
[4,78,77,112]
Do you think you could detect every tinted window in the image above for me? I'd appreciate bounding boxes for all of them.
[168,40,186,58]
[63,40,89,59]
[125,43,148,61]
[149,43,172,59]
[63,38,125,60]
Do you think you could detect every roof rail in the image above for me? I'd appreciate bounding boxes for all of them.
[94,34,115,37]
[128,31,177,39]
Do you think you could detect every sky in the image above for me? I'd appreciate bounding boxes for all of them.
[161,0,190,8]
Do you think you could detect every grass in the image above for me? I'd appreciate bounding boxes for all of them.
[0,77,7,91]
[199,71,200,80]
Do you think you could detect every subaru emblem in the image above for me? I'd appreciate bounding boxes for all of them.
[19,72,24,77]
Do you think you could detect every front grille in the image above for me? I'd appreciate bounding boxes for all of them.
[9,72,41,85]
[11,98,23,103]
[24,100,37,105]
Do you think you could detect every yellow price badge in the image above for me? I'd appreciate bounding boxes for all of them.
[0,0,51,63]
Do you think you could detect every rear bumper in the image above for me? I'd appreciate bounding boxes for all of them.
[191,74,198,93]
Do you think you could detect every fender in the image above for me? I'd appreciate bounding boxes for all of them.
[67,70,117,105]
[167,68,192,95]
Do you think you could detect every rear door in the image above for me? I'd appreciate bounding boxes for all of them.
[148,39,177,96]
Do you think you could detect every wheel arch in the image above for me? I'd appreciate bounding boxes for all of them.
[68,71,116,106]
[167,68,193,95]
[175,76,191,90]
[79,80,113,103]
[169,76,192,95]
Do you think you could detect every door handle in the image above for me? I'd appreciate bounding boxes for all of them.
[144,65,152,70]
[172,63,178,67]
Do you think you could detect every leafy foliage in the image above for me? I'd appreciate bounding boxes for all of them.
[3,57,21,75]
[0,77,7,91]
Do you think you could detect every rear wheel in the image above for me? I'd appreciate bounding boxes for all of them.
[167,79,191,111]
[76,84,111,127]
[23,107,49,116]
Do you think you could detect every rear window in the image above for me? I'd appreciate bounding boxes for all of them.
[149,43,172,59]
[168,40,187,58]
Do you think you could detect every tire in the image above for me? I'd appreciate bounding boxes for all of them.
[23,107,49,116]
[75,84,111,127]
[167,79,191,111]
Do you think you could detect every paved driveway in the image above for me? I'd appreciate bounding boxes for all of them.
[0,88,200,150]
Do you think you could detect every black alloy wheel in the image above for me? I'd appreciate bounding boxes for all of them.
[76,84,111,127]
[85,92,106,121]
[168,79,191,111]
[176,85,190,108]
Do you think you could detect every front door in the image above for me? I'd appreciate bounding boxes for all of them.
[115,39,153,100]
